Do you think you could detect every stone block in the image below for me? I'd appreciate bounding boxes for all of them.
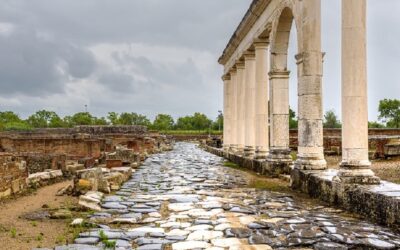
[106,159,123,169]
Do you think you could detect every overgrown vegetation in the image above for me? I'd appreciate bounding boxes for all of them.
[99,230,116,249]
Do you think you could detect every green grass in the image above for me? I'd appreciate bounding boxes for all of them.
[248,178,290,192]
[223,161,240,169]
[160,130,222,135]
[290,151,297,160]
[10,228,16,238]
[223,161,290,192]
[99,230,116,249]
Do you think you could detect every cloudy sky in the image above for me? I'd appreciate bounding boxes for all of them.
[0,0,398,121]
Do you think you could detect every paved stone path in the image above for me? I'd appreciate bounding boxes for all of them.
[56,143,400,250]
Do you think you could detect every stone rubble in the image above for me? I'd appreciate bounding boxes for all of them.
[54,143,400,250]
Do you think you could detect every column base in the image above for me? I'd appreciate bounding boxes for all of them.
[244,146,255,158]
[265,148,293,176]
[335,162,380,185]
[229,144,238,153]
[236,145,245,156]
[254,147,268,160]
[294,157,327,170]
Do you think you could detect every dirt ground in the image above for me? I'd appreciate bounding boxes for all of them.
[326,155,400,184]
[0,181,78,250]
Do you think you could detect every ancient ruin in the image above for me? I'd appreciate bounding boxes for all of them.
[1,0,400,249]
[0,126,172,199]
[217,0,400,227]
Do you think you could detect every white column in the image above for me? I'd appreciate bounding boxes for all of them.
[269,70,290,153]
[236,61,246,154]
[244,52,256,157]
[294,0,326,170]
[222,74,231,151]
[254,41,270,159]
[338,0,379,184]
[230,69,238,151]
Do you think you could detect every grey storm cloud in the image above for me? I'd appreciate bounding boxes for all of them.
[0,26,96,96]
[110,53,203,89]
[0,0,398,120]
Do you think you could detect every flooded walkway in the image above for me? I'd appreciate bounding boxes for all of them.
[56,143,400,250]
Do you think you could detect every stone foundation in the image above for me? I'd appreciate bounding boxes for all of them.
[205,145,291,177]
[291,168,400,227]
[205,144,400,227]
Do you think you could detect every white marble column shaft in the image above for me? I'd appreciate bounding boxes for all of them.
[339,0,379,184]
[244,53,256,157]
[254,42,270,159]
[230,69,238,150]
[236,62,246,154]
[295,0,327,170]
[222,75,231,150]
[269,70,290,152]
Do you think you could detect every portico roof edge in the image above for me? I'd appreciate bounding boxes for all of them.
[218,0,271,66]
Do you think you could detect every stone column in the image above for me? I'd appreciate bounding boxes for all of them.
[244,52,256,158]
[222,74,231,151]
[254,41,270,159]
[229,68,238,151]
[294,0,327,170]
[338,0,379,184]
[267,70,292,167]
[236,61,246,155]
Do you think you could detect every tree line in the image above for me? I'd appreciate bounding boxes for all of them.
[0,98,397,132]
[0,111,224,132]
[290,98,400,129]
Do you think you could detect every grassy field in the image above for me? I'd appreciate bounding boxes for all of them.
[160,130,222,135]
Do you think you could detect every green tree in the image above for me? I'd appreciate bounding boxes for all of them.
[192,113,212,130]
[107,112,120,125]
[289,108,298,129]
[0,111,21,124]
[378,99,400,128]
[27,110,64,128]
[368,121,385,128]
[152,114,174,131]
[132,113,151,127]
[69,112,95,126]
[0,111,32,131]
[93,117,109,125]
[323,109,341,128]
[175,116,194,130]
[212,112,223,131]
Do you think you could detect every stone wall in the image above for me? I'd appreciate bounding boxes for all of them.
[288,129,400,158]
[0,153,28,198]
[17,153,67,174]
[0,126,172,199]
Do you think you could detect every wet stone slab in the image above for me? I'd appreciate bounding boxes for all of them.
[55,143,400,250]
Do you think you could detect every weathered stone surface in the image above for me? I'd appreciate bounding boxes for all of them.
[54,143,400,250]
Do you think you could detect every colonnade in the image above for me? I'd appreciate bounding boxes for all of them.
[221,0,379,184]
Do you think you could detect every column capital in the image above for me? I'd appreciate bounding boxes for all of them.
[269,70,290,79]
[236,60,245,69]
[253,38,270,49]
[229,67,237,74]
[222,74,231,81]
[243,51,256,61]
